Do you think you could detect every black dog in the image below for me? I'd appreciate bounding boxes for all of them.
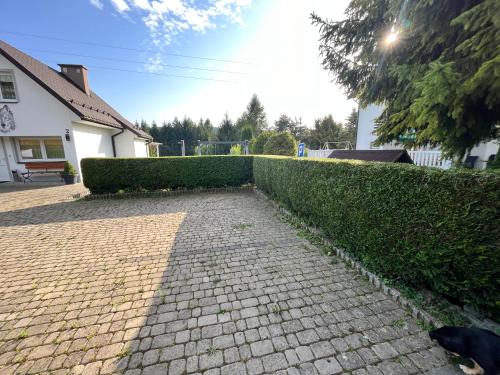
[429,326,500,374]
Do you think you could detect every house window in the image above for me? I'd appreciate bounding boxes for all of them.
[0,72,18,101]
[43,138,65,159]
[16,138,65,161]
[19,139,43,159]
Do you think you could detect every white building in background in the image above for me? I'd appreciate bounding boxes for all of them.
[0,40,157,182]
[356,104,498,169]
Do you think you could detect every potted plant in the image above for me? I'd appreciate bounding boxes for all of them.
[61,161,77,185]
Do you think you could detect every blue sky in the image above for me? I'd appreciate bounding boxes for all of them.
[2,0,354,127]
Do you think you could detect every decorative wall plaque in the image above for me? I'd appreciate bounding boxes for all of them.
[0,105,15,133]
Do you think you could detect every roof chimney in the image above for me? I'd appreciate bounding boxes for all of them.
[58,64,90,95]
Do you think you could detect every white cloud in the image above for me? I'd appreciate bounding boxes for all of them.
[144,52,164,72]
[90,0,104,10]
[130,0,152,10]
[110,0,131,13]
[105,0,252,45]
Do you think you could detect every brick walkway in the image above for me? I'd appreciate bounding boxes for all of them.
[0,184,460,375]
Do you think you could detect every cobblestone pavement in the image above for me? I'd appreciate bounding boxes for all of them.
[0,184,461,375]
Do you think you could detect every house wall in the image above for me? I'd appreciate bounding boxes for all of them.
[114,130,148,157]
[0,54,80,180]
[72,123,114,173]
[133,139,148,157]
[356,104,498,169]
[356,104,384,150]
[469,141,498,169]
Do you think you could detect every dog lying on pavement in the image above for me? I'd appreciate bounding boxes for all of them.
[429,326,500,375]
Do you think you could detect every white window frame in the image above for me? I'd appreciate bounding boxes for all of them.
[15,137,66,162]
[0,70,19,103]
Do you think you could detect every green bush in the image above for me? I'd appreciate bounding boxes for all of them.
[229,144,242,155]
[81,156,253,194]
[62,161,77,176]
[250,131,275,154]
[253,156,500,316]
[263,132,297,156]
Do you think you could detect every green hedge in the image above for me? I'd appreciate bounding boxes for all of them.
[253,156,500,316]
[81,156,254,194]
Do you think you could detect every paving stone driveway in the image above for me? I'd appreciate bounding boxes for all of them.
[0,184,460,375]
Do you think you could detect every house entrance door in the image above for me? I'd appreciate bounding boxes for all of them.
[0,138,12,181]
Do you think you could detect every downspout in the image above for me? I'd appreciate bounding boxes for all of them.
[145,139,152,157]
[111,128,125,157]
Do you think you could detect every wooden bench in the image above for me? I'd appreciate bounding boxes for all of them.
[22,162,66,183]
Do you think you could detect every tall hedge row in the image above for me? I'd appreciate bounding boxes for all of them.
[81,156,253,194]
[253,156,500,316]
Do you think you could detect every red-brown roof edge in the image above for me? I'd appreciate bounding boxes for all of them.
[0,42,152,140]
[0,46,85,119]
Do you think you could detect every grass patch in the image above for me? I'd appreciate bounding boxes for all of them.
[17,329,28,340]
[158,289,167,304]
[271,304,282,314]
[232,223,254,230]
[416,319,434,332]
[392,319,406,328]
[117,347,131,358]
[207,346,218,356]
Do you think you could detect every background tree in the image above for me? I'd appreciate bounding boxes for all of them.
[149,120,160,141]
[274,114,309,140]
[302,115,344,149]
[292,117,308,140]
[237,94,268,135]
[274,114,296,134]
[342,108,358,149]
[240,125,253,141]
[312,0,500,157]
[263,132,298,156]
[218,113,237,154]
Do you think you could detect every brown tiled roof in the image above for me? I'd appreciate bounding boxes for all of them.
[0,40,152,140]
[328,149,413,163]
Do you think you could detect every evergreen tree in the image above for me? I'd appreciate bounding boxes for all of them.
[303,115,344,149]
[240,125,253,141]
[149,120,159,141]
[274,114,296,134]
[237,94,268,135]
[342,108,358,149]
[218,113,237,154]
[312,0,500,157]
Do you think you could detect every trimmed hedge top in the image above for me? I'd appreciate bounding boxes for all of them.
[81,156,253,194]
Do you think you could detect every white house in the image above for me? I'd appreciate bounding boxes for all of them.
[356,104,498,169]
[0,40,157,182]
